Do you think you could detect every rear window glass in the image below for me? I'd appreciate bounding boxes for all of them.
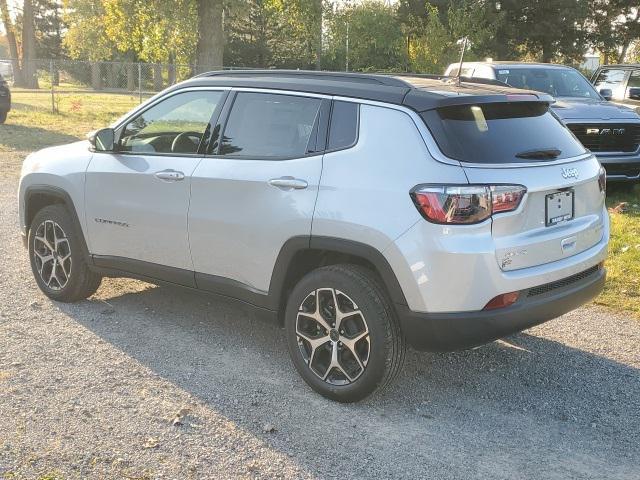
[421,102,587,164]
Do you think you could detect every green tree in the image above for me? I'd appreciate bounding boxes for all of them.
[588,0,640,64]
[102,0,197,65]
[265,0,325,69]
[63,0,115,61]
[225,0,277,67]
[34,0,65,59]
[325,1,407,72]
[398,1,498,74]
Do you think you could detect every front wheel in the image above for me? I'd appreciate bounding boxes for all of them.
[285,264,405,402]
[28,204,102,302]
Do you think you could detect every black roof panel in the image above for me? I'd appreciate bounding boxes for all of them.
[174,70,553,111]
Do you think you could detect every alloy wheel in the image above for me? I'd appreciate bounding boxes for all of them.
[33,220,72,291]
[295,288,370,385]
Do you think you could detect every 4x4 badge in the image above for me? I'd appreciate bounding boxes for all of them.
[561,167,579,179]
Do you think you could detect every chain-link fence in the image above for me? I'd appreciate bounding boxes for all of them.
[1,58,251,114]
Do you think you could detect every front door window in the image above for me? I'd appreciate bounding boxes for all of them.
[120,91,224,154]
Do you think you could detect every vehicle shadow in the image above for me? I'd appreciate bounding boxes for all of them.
[56,279,640,479]
[0,122,79,151]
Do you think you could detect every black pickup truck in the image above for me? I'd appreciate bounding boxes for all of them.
[446,61,640,183]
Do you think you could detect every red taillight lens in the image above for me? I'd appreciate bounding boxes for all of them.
[598,166,606,194]
[483,291,520,310]
[411,184,526,224]
[411,186,491,224]
[491,185,527,213]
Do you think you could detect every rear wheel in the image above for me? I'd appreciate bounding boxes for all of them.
[285,264,405,402]
[0,110,7,124]
[28,204,102,302]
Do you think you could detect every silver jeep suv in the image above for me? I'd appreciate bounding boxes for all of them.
[19,71,609,402]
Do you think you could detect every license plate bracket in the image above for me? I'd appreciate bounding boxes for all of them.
[546,190,574,226]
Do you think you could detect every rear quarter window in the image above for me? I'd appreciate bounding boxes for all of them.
[421,102,587,164]
[327,101,359,150]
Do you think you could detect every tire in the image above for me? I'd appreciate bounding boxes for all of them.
[285,264,405,402]
[28,204,102,302]
[0,110,6,124]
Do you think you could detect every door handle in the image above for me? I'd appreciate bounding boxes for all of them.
[155,169,185,181]
[268,176,308,190]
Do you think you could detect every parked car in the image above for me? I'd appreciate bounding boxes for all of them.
[18,70,608,402]
[0,74,11,124]
[591,64,640,112]
[446,61,640,182]
[0,60,13,79]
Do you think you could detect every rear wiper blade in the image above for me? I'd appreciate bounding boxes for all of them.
[515,148,561,160]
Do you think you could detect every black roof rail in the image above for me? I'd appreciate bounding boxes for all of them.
[194,69,411,88]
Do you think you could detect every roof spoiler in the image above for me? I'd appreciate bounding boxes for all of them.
[394,73,510,88]
[404,90,555,112]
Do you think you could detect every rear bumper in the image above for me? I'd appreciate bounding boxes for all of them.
[597,153,640,182]
[397,265,605,352]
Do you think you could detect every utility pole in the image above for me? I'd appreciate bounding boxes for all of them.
[346,21,350,72]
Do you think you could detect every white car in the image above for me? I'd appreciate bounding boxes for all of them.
[19,70,609,402]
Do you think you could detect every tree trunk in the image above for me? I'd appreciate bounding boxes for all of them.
[541,40,552,63]
[91,62,102,90]
[0,0,24,86]
[153,63,163,91]
[168,52,176,85]
[618,40,632,64]
[126,63,135,91]
[21,0,39,89]
[195,0,224,73]
[107,63,118,89]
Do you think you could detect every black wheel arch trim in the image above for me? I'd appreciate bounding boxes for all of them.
[267,235,409,311]
[23,185,91,259]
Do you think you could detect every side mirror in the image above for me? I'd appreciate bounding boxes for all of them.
[627,87,640,100]
[599,88,613,101]
[89,127,115,152]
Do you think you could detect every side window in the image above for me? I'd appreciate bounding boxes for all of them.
[627,71,640,100]
[594,69,626,91]
[119,91,223,155]
[220,92,322,158]
[328,101,359,150]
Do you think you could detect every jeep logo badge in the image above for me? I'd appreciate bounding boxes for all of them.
[561,167,579,179]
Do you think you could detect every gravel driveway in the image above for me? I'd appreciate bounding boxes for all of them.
[1,152,639,479]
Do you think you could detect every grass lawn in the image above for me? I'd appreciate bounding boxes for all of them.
[598,184,640,317]
[1,89,639,319]
[1,90,146,151]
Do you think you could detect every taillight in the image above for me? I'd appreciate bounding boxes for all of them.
[410,184,526,225]
[491,185,526,213]
[598,166,606,194]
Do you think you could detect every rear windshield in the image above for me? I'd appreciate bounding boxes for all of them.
[421,102,587,164]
